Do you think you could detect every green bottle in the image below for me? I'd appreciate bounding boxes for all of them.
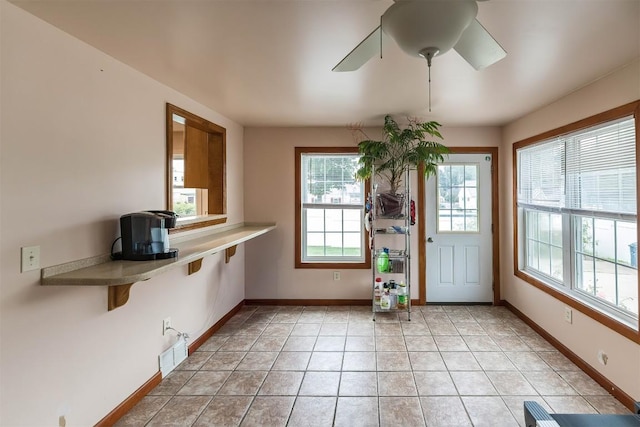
[377,248,390,273]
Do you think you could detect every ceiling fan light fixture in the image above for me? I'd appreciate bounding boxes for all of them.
[382,0,478,58]
[332,0,506,73]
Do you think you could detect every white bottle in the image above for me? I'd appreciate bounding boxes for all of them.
[390,287,398,309]
[388,279,397,309]
[380,291,391,310]
[397,282,407,309]
[374,277,382,306]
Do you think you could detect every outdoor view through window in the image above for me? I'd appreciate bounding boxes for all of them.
[301,153,364,262]
[437,164,479,232]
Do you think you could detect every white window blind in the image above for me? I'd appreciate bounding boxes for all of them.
[565,117,636,215]
[518,116,636,216]
[518,139,564,208]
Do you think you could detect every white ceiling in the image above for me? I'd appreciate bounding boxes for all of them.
[11,0,640,127]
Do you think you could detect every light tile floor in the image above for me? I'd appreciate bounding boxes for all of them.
[115,305,632,426]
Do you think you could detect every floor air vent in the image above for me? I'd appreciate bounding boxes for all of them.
[159,336,188,377]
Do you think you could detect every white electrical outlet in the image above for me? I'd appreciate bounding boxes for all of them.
[564,306,572,324]
[21,246,40,272]
[163,317,172,335]
[333,271,341,281]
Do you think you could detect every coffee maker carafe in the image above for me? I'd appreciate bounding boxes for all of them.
[119,210,178,260]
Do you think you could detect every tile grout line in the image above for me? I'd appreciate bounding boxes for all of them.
[124,305,626,427]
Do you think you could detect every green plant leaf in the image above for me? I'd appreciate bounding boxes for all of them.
[354,115,449,190]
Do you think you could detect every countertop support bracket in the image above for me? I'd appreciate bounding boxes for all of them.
[188,258,203,275]
[225,245,238,263]
[108,283,134,311]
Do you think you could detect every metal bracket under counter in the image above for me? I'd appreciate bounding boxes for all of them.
[40,222,276,311]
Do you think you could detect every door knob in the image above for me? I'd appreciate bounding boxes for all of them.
[427,237,434,243]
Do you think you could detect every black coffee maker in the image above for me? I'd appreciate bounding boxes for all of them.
[118,210,179,260]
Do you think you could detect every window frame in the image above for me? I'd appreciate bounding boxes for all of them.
[513,100,640,342]
[295,147,371,269]
[166,103,227,233]
[436,162,481,234]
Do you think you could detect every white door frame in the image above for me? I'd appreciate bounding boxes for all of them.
[417,147,501,305]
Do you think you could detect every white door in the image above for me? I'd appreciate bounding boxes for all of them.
[426,153,493,302]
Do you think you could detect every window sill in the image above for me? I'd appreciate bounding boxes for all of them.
[296,261,371,269]
[170,214,227,233]
[515,269,640,343]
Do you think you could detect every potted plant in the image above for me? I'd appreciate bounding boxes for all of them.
[353,114,448,215]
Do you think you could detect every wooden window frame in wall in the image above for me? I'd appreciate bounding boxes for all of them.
[166,103,227,233]
[512,100,640,343]
[295,147,371,269]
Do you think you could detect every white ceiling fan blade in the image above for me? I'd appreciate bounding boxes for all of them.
[454,18,506,70]
[332,26,382,72]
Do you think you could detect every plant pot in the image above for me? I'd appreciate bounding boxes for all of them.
[377,192,404,217]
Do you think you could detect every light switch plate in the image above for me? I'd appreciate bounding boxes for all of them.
[21,246,40,272]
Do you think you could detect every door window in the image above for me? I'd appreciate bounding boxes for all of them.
[437,164,479,232]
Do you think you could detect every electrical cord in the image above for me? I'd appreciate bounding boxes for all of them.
[110,236,122,260]
[165,326,190,341]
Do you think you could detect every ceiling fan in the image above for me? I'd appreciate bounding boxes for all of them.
[332,0,507,72]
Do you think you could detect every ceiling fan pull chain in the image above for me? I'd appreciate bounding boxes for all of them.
[380,16,383,58]
[428,64,432,112]
[420,47,437,113]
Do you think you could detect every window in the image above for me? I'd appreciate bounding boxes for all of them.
[295,147,371,269]
[437,164,479,232]
[166,104,226,231]
[514,102,639,335]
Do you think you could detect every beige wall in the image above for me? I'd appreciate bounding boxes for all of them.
[500,58,640,400]
[0,1,246,424]
[5,0,638,422]
[243,126,500,301]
